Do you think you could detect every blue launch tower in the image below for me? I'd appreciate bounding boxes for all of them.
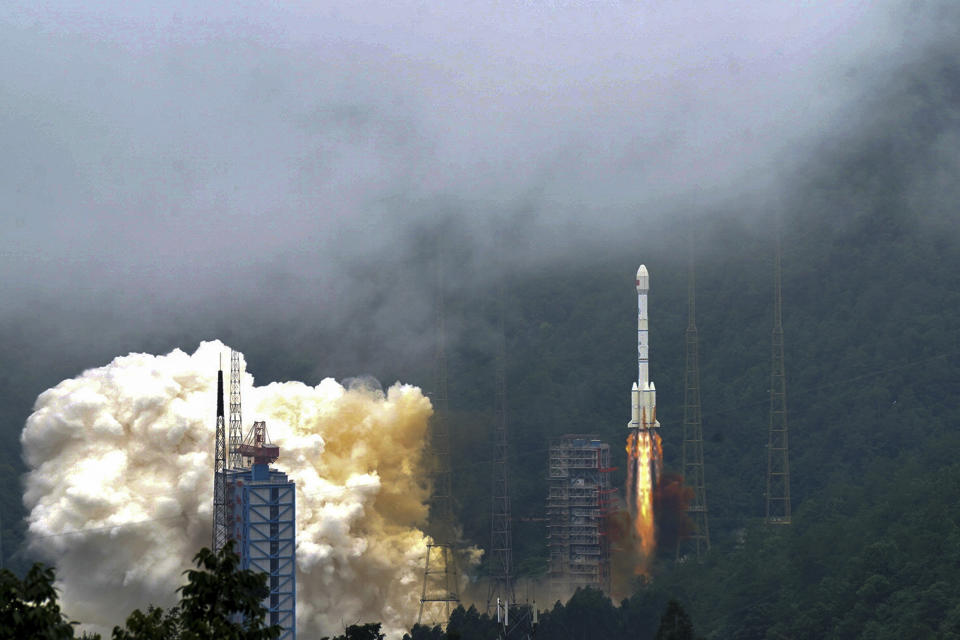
[226,420,296,639]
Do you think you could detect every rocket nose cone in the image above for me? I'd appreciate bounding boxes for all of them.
[636,264,649,292]
[632,382,638,390]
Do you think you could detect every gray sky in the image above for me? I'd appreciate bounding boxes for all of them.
[0,0,952,370]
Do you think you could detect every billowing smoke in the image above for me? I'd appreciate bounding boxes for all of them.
[608,472,698,596]
[21,341,433,637]
[605,508,643,600]
[653,472,694,553]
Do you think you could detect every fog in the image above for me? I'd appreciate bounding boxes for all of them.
[1,1,940,367]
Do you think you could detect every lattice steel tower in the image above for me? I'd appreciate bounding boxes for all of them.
[487,279,515,613]
[212,361,227,552]
[678,229,710,559]
[229,350,244,470]
[418,244,460,625]
[766,222,791,524]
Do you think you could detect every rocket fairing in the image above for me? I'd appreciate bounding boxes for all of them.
[629,265,659,431]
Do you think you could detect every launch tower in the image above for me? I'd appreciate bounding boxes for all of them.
[678,233,710,559]
[766,225,791,524]
[229,350,244,470]
[418,244,461,625]
[214,356,296,639]
[225,421,297,639]
[213,363,228,552]
[487,280,515,614]
[546,435,613,598]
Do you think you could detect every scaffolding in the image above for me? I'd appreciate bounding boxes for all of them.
[547,435,612,598]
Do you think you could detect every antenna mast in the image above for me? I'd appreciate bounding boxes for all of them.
[766,217,792,524]
[418,240,461,625]
[678,225,710,559]
[212,360,227,551]
[229,350,244,470]
[487,272,515,614]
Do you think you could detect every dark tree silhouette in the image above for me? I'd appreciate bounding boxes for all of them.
[322,622,386,640]
[112,540,281,640]
[654,600,696,640]
[0,562,78,639]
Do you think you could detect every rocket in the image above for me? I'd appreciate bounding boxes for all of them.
[629,265,659,431]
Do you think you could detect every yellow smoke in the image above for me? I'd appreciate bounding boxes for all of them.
[21,341,434,638]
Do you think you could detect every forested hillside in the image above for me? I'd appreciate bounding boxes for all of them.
[441,40,960,638]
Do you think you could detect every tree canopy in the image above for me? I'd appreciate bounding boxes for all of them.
[0,562,78,640]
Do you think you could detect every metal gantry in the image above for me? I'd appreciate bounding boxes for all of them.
[212,364,228,552]
[766,221,792,525]
[546,435,612,598]
[487,280,515,614]
[229,350,244,470]
[232,473,296,637]
[419,542,459,626]
[418,243,460,626]
[227,421,297,639]
[679,228,710,560]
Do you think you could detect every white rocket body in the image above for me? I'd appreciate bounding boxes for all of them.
[629,265,659,430]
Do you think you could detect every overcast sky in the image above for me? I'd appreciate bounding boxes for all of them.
[0,0,954,371]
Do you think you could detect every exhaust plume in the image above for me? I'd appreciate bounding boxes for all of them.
[625,429,663,576]
[21,341,434,637]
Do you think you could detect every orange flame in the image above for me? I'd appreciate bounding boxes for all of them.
[625,429,662,574]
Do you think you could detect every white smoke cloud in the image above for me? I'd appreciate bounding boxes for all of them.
[21,340,435,637]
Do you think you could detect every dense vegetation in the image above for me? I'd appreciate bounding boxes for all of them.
[2,23,960,640]
[404,590,697,640]
[0,542,280,639]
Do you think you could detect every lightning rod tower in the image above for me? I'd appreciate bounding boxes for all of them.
[229,350,244,470]
[766,218,792,524]
[418,242,460,625]
[212,360,227,552]
[487,275,515,615]
[678,226,710,560]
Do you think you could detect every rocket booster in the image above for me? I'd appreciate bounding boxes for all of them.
[629,265,659,430]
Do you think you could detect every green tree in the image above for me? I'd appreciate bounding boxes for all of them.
[402,623,447,640]
[322,622,385,640]
[111,606,182,640]
[535,587,622,640]
[0,562,79,640]
[446,605,497,640]
[113,541,281,640]
[654,600,695,640]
